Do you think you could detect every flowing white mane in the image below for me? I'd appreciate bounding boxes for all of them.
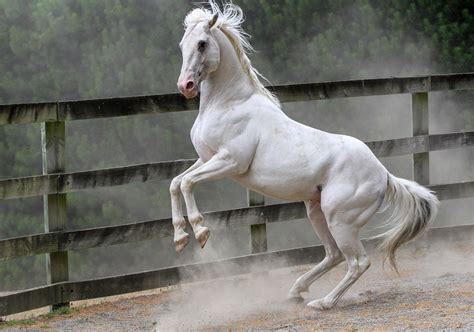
[184,1,280,106]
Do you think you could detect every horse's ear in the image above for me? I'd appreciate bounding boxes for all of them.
[208,13,218,30]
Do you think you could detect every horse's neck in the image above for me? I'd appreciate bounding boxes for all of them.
[199,30,254,110]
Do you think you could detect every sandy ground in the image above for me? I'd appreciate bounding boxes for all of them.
[2,240,473,331]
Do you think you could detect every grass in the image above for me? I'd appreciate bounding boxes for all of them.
[43,306,75,319]
[0,318,36,328]
[0,306,77,330]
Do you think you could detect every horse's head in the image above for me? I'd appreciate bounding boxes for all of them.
[177,13,220,99]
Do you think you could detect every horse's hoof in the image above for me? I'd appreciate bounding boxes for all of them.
[307,298,332,310]
[195,227,210,248]
[287,285,308,303]
[174,233,190,253]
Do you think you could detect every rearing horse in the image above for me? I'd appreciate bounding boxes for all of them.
[170,1,439,310]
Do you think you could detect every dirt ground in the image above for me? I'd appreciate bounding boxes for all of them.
[2,240,473,331]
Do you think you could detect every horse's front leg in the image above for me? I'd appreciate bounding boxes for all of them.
[180,151,243,248]
[169,159,203,252]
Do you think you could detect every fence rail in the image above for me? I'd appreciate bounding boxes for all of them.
[1,72,474,316]
[1,73,473,125]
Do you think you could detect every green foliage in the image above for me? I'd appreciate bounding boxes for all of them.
[0,306,76,329]
[45,305,76,318]
[1,0,472,104]
[0,0,472,291]
[0,0,191,103]
[0,317,35,329]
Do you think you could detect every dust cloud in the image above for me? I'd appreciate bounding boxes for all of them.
[155,256,296,331]
[154,236,473,331]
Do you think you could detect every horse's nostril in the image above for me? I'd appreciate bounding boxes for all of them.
[186,81,194,90]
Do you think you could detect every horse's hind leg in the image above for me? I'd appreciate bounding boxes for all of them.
[307,190,381,310]
[307,226,370,310]
[288,199,343,301]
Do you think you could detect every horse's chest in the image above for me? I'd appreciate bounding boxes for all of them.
[190,118,225,161]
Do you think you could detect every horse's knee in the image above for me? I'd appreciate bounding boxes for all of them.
[170,177,181,196]
[327,248,344,265]
[359,257,371,272]
[348,256,370,277]
[180,175,194,193]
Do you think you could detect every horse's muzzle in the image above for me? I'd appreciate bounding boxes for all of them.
[177,78,199,99]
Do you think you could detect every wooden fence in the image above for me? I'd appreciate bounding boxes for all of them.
[1,73,474,316]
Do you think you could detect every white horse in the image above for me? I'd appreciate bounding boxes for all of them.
[170,1,439,310]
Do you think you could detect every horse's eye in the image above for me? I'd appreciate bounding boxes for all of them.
[198,40,207,52]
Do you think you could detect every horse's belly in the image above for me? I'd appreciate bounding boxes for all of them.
[233,163,323,201]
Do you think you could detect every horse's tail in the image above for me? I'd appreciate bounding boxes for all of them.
[375,173,439,273]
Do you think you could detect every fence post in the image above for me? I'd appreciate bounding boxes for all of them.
[412,92,429,184]
[247,190,267,253]
[41,120,69,310]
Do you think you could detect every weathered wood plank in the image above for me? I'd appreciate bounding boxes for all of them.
[1,224,471,316]
[430,72,474,91]
[273,76,432,102]
[0,174,58,200]
[429,181,474,201]
[412,92,430,185]
[365,131,474,157]
[247,190,265,206]
[247,190,267,254]
[0,232,60,262]
[0,102,57,125]
[0,284,61,316]
[1,73,473,125]
[0,222,169,262]
[250,224,268,253]
[2,131,474,200]
[274,72,473,103]
[61,159,197,192]
[428,131,474,151]
[60,218,173,252]
[41,121,69,310]
[58,94,199,121]
[0,159,197,200]
[366,136,429,157]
